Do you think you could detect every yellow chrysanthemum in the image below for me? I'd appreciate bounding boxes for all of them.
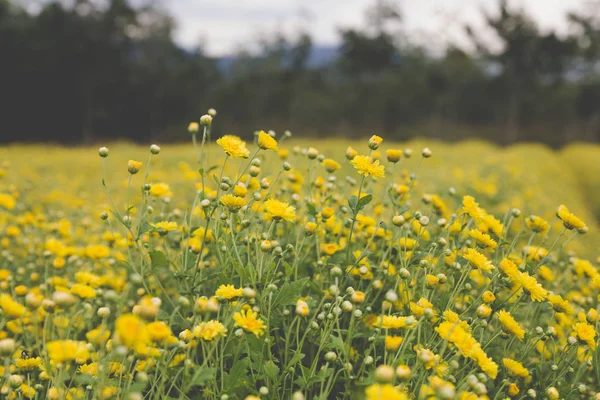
[220,194,247,212]
[215,284,243,300]
[463,248,494,273]
[350,155,385,179]
[573,321,596,349]
[556,204,586,231]
[257,130,278,151]
[497,310,525,340]
[193,320,227,341]
[468,229,497,250]
[216,135,250,158]
[365,384,407,400]
[503,358,530,378]
[263,199,296,222]
[233,309,266,337]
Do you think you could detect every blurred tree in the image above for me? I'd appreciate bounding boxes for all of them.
[1,0,600,145]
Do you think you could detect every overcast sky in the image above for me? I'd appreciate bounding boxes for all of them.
[167,0,588,56]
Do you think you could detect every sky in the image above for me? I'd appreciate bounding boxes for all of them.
[168,0,589,56]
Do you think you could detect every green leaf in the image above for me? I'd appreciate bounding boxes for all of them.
[306,202,317,217]
[273,278,310,308]
[348,195,358,212]
[287,351,305,368]
[263,360,280,381]
[190,367,217,388]
[149,250,168,269]
[356,194,373,211]
[227,358,250,390]
[233,260,251,283]
[330,335,346,353]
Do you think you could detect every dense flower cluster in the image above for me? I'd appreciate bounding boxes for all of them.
[0,121,599,399]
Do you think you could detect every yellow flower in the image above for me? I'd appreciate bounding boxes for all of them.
[0,294,26,318]
[154,221,178,233]
[188,121,200,133]
[215,284,243,300]
[257,130,278,151]
[233,308,266,337]
[46,340,90,364]
[482,291,496,304]
[368,135,383,150]
[220,194,247,212]
[149,183,172,198]
[508,383,520,396]
[514,272,547,302]
[499,258,520,280]
[263,199,296,222]
[537,265,555,281]
[471,348,498,379]
[278,149,289,159]
[556,204,586,231]
[497,310,525,340]
[0,194,15,210]
[526,215,549,234]
[463,248,494,273]
[350,155,385,179]
[296,299,309,316]
[216,135,250,158]
[547,294,574,314]
[127,160,142,174]
[193,320,227,341]
[371,315,415,330]
[386,149,403,163]
[398,238,418,251]
[20,384,36,399]
[0,193,16,210]
[114,314,149,349]
[462,196,483,223]
[365,384,406,400]
[15,357,42,371]
[322,158,341,173]
[573,321,596,349]
[71,283,96,299]
[86,326,110,346]
[503,358,530,378]
[385,336,403,351]
[425,274,439,288]
[233,185,248,197]
[468,229,497,250]
[345,146,358,160]
[146,321,173,343]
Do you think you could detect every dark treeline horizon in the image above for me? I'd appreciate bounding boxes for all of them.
[2,0,600,147]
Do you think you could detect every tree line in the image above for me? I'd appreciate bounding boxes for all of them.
[1,0,600,146]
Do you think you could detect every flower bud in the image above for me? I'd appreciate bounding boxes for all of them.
[98,147,109,157]
[374,365,394,382]
[188,122,200,133]
[368,135,383,150]
[0,338,16,356]
[200,115,212,126]
[396,365,411,380]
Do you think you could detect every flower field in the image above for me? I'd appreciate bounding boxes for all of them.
[0,121,599,399]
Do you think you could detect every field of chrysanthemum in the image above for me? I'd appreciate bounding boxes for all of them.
[0,121,600,399]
